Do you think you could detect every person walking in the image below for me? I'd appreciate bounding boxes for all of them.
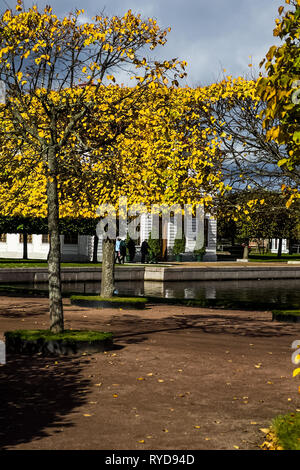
[115,237,121,263]
[141,240,149,264]
[119,239,127,264]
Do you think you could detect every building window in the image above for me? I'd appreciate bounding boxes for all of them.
[19,234,32,243]
[42,234,50,244]
[0,233,7,243]
[64,233,78,245]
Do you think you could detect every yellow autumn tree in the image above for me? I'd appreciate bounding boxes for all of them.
[0,83,229,302]
[0,2,187,332]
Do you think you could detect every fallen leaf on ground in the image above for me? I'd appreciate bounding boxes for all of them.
[260,428,270,434]
[293,368,300,377]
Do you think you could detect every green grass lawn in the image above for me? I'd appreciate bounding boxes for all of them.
[0,258,101,268]
[2,254,300,268]
[4,329,113,343]
[264,413,300,450]
[0,258,172,268]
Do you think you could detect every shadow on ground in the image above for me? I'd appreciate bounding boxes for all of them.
[89,311,296,344]
[0,355,91,449]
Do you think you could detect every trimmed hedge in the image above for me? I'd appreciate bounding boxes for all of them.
[70,295,148,309]
[272,309,300,323]
[4,329,113,355]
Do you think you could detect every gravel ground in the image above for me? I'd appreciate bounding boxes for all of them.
[0,295,299,450]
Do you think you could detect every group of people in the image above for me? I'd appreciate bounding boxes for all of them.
[114,238,151,264]
[114,237,136,264]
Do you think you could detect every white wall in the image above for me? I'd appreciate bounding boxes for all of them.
[0,234,91,261]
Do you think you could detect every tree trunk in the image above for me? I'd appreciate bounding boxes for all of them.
[22,232,28,260]
[101,238,115,297]
[277,238,283,258]
[93,234,99,263]
[47,149,64,333]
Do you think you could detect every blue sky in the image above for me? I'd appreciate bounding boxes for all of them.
[1,0,284,86]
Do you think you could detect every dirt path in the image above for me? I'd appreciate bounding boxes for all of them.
[0,295,299,450]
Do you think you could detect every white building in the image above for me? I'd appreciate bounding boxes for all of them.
[0,214,217,262]
[270,239,289,254]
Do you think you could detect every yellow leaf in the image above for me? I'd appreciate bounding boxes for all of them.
[260,428,270,434]
[293,368,300,377]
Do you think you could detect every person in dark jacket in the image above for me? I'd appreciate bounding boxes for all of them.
[119,239,127,264]
[127,237,136,262]
[141,240,149,264]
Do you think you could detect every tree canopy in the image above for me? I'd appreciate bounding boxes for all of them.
[257,0,300,182]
